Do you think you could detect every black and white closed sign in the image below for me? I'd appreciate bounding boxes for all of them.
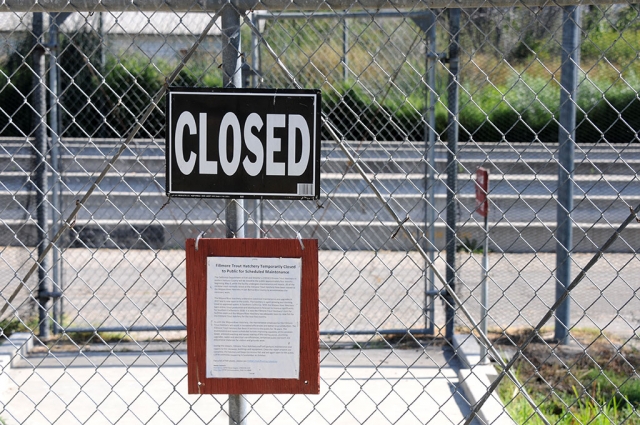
[166,88,321,199]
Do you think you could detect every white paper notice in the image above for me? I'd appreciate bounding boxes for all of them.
[206,256,302,379]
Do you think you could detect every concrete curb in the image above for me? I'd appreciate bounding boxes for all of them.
[453,333,516,425]
[0,332,33,369]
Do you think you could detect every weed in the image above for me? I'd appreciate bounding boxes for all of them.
[496,328,640,424]
[0,316,38,338]
[456,237,486,254]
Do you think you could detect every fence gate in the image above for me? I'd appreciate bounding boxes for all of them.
[1,0,640,423]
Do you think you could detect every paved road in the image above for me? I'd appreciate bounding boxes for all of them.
[1,246,638,339]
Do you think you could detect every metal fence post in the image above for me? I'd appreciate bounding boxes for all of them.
[555,5,581,345]
[250,13,262,238]
[425,12,437,335]
[342,18,349,81]
[445,8,460,341]
[48,13,62,334]
[413,11,438,335]
[32,12,51,339]
[250,13,260,90]
[222,6,249,424]
[222,6,246,243]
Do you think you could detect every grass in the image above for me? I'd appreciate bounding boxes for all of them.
[499,374,640,425]
[58,329,130,345]
[456,237,487,254]
[48,314,133,346]
[0,314,131,349]
[495,328,640,424]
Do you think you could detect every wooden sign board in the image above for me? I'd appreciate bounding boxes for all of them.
[186,238,319,394]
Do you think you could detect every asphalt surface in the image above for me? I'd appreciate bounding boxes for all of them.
[1,246,638,339]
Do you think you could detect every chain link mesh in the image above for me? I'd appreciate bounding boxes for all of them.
[1,2,639,424]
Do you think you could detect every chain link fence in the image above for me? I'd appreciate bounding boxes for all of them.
[0,1,639,424]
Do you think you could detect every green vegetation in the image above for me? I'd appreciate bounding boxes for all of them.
[0,314,131,347]
[500,371,640,424]
[55,30,223,139]
[1,6,638,143]
[55,329,130,345]
[0,316,37,338]
[496,329,640,424]
[0,34,34,136]
[459,59,640,144]
[456,236,486,253]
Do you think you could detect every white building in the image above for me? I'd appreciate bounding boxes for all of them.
[0,11,222,63]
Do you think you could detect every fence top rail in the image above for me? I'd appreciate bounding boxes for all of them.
[0,0,622,13]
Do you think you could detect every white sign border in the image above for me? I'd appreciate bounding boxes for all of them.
[167,90,320,198]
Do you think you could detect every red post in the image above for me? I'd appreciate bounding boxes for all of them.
[475,167,489,218]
